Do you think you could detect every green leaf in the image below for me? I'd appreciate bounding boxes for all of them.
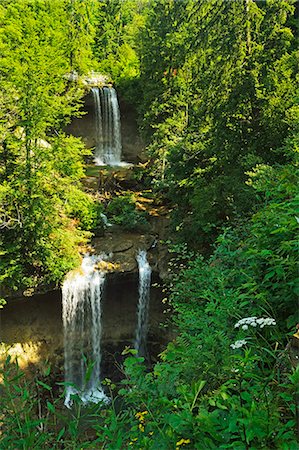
[57,427,65,441]
[47,401,55,413]
[37,380,52,391]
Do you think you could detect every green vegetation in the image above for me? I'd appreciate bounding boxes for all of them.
[138,0,298,247]
[94,1,143,83]
[106,194,149,231]
[0,0,99,291]
[0,0,298,448]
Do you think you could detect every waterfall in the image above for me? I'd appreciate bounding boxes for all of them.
[134,250,152,357]
[92,86,123,166]
[91,87,104,163]
[62,254,108,408]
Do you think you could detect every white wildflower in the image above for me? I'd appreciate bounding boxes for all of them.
[234,316,276,329]
[230,339,247,349]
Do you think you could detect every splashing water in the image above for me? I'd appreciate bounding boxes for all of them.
[92,86,128,166]
[134,250,152,357]
[62,254,108,408]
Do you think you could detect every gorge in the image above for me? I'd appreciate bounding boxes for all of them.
[0,1,297,447]
[0,83,168,399]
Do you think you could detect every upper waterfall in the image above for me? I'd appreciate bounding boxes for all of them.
[91,86,123,166]
[62,254,108,407]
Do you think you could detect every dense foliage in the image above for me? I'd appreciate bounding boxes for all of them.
[106,194,150,231]
[137,0,298,247]
[0,0,298,448]
[0,0,100,291]
[94,1,143,87]
[0,163,297,448]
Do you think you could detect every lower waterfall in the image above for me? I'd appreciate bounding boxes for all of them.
[62,254,108,407]
[134,250,152,357]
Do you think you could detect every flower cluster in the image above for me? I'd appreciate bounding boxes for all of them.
[230,339,247,349]
[135,410,148,432]
[176,438,191,449]
[234,316,276,330]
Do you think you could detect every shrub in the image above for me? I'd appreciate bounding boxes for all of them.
[106,195,149,231]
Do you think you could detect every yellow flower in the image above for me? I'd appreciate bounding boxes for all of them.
[176,438,191,447]
[135,411,148,423]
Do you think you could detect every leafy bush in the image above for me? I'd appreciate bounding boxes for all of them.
[106,195,149,231]
[64,185,104,232]
[95,164,298,449]
[0,357,109,449]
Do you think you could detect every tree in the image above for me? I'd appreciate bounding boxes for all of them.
[0,0,98,290]
[65,0,97,74]
[137,0,298,247]
[93,0,146,101]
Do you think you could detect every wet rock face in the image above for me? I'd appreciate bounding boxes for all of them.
[0,274,166,374]
[65,93,96,149]
[0,290,64,371]
[118,95,145,163]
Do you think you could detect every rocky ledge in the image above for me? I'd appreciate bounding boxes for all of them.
[92,231,166,278]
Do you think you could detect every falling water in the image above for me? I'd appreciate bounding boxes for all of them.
[91,87,103,163]
[62,254,108,407]
[134,250,152,357]
[92,86,123,166]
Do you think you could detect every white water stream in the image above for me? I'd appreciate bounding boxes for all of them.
[134,250,152,357]
[62,254,108,407]
[92,86,126,166]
